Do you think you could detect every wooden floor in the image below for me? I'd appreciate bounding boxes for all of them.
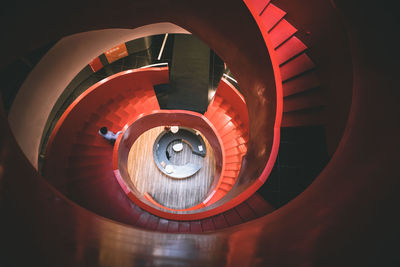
[128,126,215,210]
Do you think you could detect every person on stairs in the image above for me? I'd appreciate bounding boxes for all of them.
[98,127,122,144]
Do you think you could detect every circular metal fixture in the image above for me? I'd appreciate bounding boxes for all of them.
[172,143,183,152]
[153,127,206,179]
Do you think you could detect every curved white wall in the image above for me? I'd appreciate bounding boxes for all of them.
[8,23,189,169]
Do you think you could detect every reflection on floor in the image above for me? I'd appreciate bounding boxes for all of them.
[128,126,215,210]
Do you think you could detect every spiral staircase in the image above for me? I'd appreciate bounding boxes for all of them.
[42,65,277,231]
[1,0,399,266]
[40,0,324,227]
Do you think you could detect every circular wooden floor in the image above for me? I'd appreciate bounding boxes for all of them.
[127,126,215,210]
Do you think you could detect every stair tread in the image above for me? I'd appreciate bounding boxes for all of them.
[219,183,232,192]
[280,53,315,81]
[246,194,275,216]
[283,88,325,112]
[283,71,320,97]
[212,214,229,229]
[247,0,271,15]
[223,170,239,178]
[282,107,325,127]
[201,218,216,232]
[178,222,191,233]
[235,202,258,222]
[222,177,236,185]
[156,218,169,232]
[167,221,180,233]
[260,3,286,32]
[135,211,151,228]
[223,209,244,226]
[190,221,203,233]
[145,214,160,231]
[270,19,298,48]
[276,36,308,65]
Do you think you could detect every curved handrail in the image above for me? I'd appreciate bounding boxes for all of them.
[202,77,249,206]
[113,110,226,219]
[42,67,168,188]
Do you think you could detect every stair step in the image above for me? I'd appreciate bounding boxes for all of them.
[220,183,233,192]
[81,122,110,134]
[219,102,231,112]
[140,96,159,112]
[225,155,242,164]
[115,108,130,121]
[70,144,112,156]
[96,105,113,117]
[238,144,247,154]
[204,107,218,120]
[225,129,244,142]
[68,157,111,168]
[128,204,145,225]
[225,144,247,155]
[276,36,308,65]
[190,221,203,233]
[105,112,122,125]
[167,221,180,233]
[106,102,122,115]
[222,177,236,185]
[136,212,151,228]
[280,53,315,81]
[208,107,227,123]
[281,107,325,127]
[223,139,241,151]
[283,71,320,97]
[212,95,224,106]
[224,162,241,171]
[65,175,112,192]
[72,138,111,148]
[270,19,297,48]
[223,170,239,178]
[145,214,160,231]
[113,93,125,102]
[220,128,245,141]
[220,182,233,191]
[225,147,242,158]
[156,218,169,232]
[215,114,234,131]
[212,214,229,229]
[223,209,244,226]
[120,87,136,98]
[123,103,137,116]
[246,194,275,216]
[204,99,223,119]
[218,121,237,137]
[178,222,191,233]
[68,154,111,163]
[75,132,107,146]
[67,164,113,179]
[89,117,115,130]
[247,0,271,15]
[201,218,216,232]
[283,88,325,112]
[235,202,258,222]
[66,173,112,192]
[260,3,286,32]
[227,113,246,129]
